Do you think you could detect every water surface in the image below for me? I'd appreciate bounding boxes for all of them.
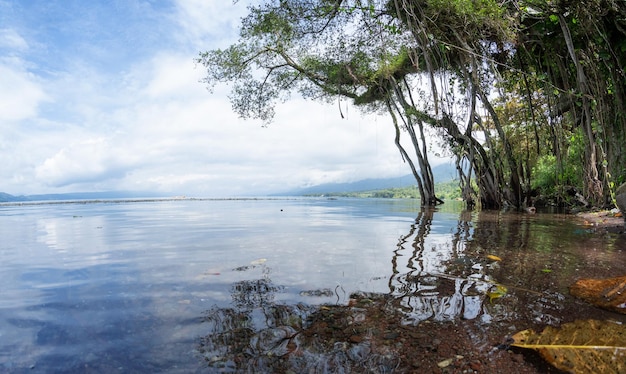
[1,198,625,373]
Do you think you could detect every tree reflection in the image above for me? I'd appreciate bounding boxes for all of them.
[460,210,571,326]
[388,208,509,325]
[197,207,604,371]
[198,264,398,372]
[197,208,503,372]
[200,264,306,371]
[385,208,606,329]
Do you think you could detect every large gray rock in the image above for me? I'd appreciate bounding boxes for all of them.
[617,182,626,228]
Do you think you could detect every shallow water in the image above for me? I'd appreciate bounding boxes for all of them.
[1,198,625,373]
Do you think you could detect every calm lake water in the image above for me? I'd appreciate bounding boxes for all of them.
[1,198,625,373]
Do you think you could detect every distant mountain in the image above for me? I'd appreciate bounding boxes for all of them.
[0,191,167,203]
[281,162,457,196]
[0,192,25,202]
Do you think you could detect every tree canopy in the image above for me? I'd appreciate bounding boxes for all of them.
[198,0,626,209]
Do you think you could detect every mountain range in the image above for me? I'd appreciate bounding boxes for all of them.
[279,162,457,196]
[1,163,457,202]
[0,191,167,203]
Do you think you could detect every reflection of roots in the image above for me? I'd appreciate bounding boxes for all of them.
[230,279,284,308]
[299,288,334,297]
[292,293,402,372]
[198,293,403,372]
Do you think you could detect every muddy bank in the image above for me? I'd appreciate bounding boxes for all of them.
[297,294,564,373]
[575,210,625,234]
[200,292,565,373]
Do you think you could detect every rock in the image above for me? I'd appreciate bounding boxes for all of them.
[470,360,482,371]
[349,334,364,343]
[616,182,626,228]
[437,357,454,368]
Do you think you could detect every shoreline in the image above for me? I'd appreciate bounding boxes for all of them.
[575,209,625,233]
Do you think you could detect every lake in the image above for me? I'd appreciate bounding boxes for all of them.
[1,198,625,373]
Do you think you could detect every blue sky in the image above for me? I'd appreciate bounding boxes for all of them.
[0,0,447,197]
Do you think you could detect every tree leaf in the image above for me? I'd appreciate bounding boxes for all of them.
[487,254,502,261]
[570,275,626,314]
[486,284,507,303]
[510,319,626,373]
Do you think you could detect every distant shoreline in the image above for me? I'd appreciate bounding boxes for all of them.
[0,196,310,207]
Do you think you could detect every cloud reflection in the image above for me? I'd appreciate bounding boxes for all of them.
[198,207,509,371]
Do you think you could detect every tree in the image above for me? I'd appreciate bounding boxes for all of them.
[513,0,626,206]
[198,0,626,209]
[197,0,449,206]
[386,0,522,209]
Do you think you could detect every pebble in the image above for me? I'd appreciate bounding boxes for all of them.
[437,358,454,368]
[349,335,364,343]
[470,360,482,371]
[383,331,399,340]
[437,355,464,368]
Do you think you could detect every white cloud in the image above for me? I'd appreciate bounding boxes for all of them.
[0,62,49,122]
[0,0,450,197]
[173,0,248,47]
[142,52,206,99]
[34,137,136,188]
[0,28,28,51]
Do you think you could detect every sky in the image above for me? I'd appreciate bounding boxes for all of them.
[0,0,449,197]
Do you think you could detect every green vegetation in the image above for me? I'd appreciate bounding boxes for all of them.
[435,180,465,201]
[199,0,626,209]
[305,180,463,200]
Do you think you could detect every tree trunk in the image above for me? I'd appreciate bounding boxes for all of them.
[558,14,602,205]
[386,86,443,206]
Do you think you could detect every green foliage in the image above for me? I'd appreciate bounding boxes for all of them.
[303,180,463,200]
[199,0,626,207]
[565,130,585,185]
[427,0,505,20]
[531,155,558,193]
[416,0,514,42]
[531,129,585,194]
[435,180,463,201]
[306,186,421,199]
[242,7,293,39]
[376,47,412,80]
